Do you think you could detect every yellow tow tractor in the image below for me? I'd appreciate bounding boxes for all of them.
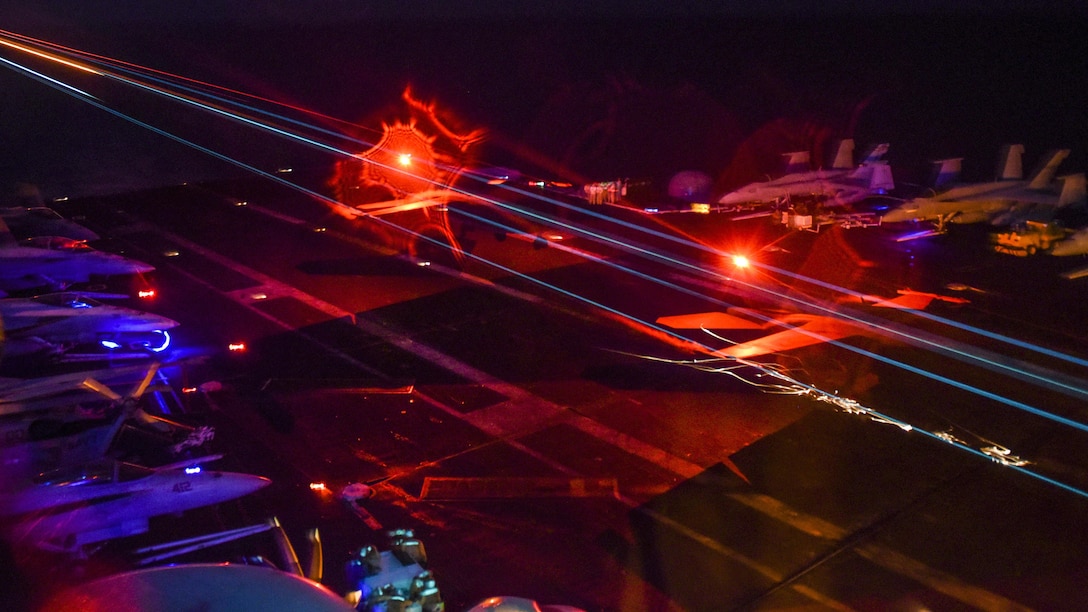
[991,220,1070,256]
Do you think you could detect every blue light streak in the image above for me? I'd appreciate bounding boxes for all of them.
[15,34,1084,416]
[6,32,1088,500]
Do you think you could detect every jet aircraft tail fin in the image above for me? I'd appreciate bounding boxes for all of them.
[781,151,811,175]
[859,143,890,165]
[996,144,1025,180]
[0,217,15,247]
[1057,173,1087,207]
[868,163,895,193]
[831,139,856,169]
[928,158,963,189]
[1027,149,1071,190]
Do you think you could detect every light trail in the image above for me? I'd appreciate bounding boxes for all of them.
[0,36,101,75]
[632,351,1088,499]
[0,28,383,138]
[0,33,1070,383]
[0,31,1078,387]
[438,184,1088,404]
[8,30,1087,412]
[8,30,1085,411]
[4,31,1088,445]
[0,55,98,100]
[448,206,1088,434]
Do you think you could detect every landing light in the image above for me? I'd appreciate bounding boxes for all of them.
[398,153,412,167]
[228,342,246,352]
[138,289,156,299]
[732,254,750,269]
[310,482,328,492]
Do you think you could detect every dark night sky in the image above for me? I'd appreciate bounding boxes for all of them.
[1,2,1086,200]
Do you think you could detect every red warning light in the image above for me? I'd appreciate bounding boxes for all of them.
[227,342,247,352]
[137,289,156,299]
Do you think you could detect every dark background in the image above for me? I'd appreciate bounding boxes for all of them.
[2,2,1086,201]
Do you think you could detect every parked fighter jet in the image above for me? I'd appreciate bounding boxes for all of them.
[1050,226,1088,258]
[0,291,177,363]
[1049,226,1088,280]
[881,146,1084,233]
[0,455,269,555]
[716,139,894,209]
[0,362,182,490]
[0,226,153,296]
[40,519,348,611]
[0,206,99,241]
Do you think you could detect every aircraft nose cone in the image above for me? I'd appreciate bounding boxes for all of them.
[150,314,180,330]
[103,253,155,274]
[208,472,272,503]
[107,312,179,333]
[1050,242,1076,256]
[132,260,155,274]
[880,209,907,223]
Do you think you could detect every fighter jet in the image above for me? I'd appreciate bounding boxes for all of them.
[716,139,894,209]
[881,146,1084,233]
[0,291,177,363]
[0,206,100,241]
[0,228,154,296]
[0,362,189,490]
[1050,225,1088,258]
[0,456,269,555]
[1048,226,1088,280]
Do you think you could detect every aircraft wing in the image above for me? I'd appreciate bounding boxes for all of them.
[341,189,491,218]
[1062,264,1088,280]
[351,196,446,217]
[863,289,968,310]
[712,316,859,359]
[656,310,860,359]
[655,311,765,330]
